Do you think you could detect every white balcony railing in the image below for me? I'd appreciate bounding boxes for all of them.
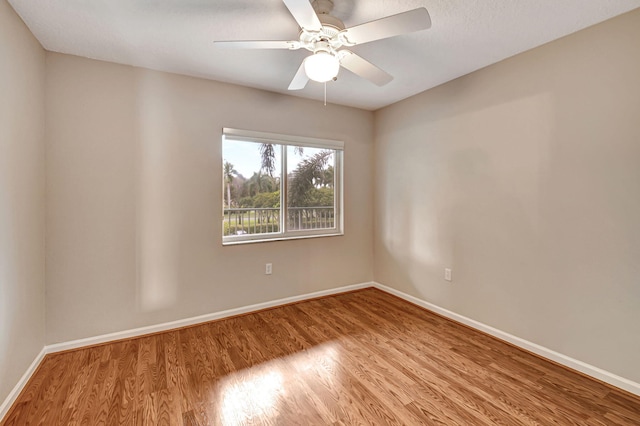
[223,207,334,236]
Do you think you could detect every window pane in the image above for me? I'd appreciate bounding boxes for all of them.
[222,140,282,237]
[286,146,335,231]
[222,128,343,244]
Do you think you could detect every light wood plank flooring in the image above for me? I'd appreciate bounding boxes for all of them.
[3,288,640,425]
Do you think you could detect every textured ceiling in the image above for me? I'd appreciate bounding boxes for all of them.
[8,0,640,110]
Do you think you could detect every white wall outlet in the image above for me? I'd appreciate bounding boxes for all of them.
[265,263,272,275]
[444,268,452,282]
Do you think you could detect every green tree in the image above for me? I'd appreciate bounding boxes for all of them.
[259,144,303,176]
[308,187,334,206]
[223,161,238,208]
[288,150,333,207]
[245,171,278,197]
[239,190,281,208]
[260,144,276,176]
[322,165,334,188]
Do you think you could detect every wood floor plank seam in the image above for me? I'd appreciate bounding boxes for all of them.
[2,288,639,425]
[368,287,640,401]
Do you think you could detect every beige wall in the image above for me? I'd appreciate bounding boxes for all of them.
[374,9,640,383]
[45,53,374,344]
[0,0,46,403]
[4,1,639,400]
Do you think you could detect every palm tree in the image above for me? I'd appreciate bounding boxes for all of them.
[288,150,333,207]
[259,143,303,176]
[223,161,238,208]
[260,144,276,176]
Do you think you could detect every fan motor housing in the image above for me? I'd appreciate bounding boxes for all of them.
[299,12,346,52]
[318,13,345,32]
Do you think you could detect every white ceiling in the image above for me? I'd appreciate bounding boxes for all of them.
[8,0,640,110]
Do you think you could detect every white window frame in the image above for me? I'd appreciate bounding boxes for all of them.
[222,128,344,245]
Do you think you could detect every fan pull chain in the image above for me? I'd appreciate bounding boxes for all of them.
[324,82,327,106]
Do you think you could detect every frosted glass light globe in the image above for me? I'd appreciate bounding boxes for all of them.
[304,52,340,83]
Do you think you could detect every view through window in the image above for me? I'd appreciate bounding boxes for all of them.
[222,129,343,244]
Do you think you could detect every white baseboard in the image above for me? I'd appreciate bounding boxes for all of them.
[46,281,374,354]
[372,281,640,397]
[0,347,47,421]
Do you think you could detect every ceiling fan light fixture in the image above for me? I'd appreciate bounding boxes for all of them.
[304,51,340,83]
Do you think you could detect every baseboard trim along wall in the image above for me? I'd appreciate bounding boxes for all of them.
[3,280,639,421]
[372,282,640,397]
[46,281,374,353]
[0,347,47,421]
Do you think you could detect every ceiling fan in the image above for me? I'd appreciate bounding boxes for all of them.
[214,0,431,90]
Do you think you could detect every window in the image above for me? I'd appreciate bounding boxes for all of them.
[222,128,343,244]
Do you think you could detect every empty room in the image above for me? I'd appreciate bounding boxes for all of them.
[1,0,640,424]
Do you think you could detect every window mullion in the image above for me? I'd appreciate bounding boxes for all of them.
[280,144,287,235]
[336,150,343,232]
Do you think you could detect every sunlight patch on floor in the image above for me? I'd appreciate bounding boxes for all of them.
[217,342,340,424]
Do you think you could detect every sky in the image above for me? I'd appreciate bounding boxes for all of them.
[223,140,327,179]
[223,140,277,178]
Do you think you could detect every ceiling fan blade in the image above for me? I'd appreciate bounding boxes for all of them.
[339,51,393,86]
[340,8,431,45]
[282,0,322,31]
[288,60,309,90]
[214,40,300,50]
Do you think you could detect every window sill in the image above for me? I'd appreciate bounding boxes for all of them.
[222,232,344,246]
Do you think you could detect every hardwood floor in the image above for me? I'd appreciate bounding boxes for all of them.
[3,288,639,425]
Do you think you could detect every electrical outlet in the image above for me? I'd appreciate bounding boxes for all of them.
[265,263,272,275]
[444,268,452,282]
